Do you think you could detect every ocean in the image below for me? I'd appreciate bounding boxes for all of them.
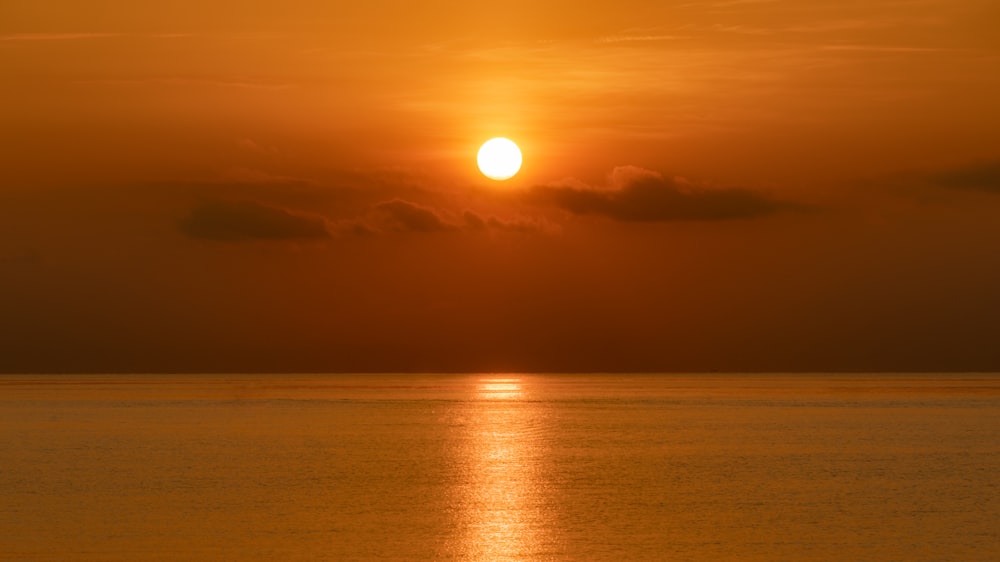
[1,374,997,560]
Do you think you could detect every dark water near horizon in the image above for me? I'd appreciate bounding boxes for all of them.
[1,374,998,560]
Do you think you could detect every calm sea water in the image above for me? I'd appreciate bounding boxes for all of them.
[1,374,998,561]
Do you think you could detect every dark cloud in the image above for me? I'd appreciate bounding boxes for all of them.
[163,168,554,237]
[462,209,487,229]
[371,199,456,233]
[528,166,791,222]
[337,220,379,237]
[178,196,547,241]
[463,209,549,233]
[364,200,550,235]
[179,200,331,241]
[159,166,439,220]
[932,160,1000,193]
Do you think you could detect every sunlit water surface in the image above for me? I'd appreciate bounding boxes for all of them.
[1,374,998,560]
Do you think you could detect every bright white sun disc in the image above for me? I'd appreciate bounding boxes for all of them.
[477,138,522,180]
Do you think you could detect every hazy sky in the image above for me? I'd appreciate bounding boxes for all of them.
[2,0,999,372]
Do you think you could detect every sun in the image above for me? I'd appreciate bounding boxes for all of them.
[477,138,522,180]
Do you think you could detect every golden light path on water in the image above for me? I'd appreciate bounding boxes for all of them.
[452,376,553,560]
[1,375,999,560]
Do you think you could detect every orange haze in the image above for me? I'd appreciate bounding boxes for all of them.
[2,0,1000,372]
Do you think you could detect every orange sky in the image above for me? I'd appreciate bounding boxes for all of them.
[2,0,1000,372]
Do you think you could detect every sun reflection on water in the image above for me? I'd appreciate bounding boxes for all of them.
[476,378,525,401]
[449,375,551,560]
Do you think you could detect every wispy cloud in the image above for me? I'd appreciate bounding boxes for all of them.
[676,0,781,9]
[76,77,297,90]
[597,34,685,44]
[818,44,957,53]
[0,33,120,41]
[0,32,195,42]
